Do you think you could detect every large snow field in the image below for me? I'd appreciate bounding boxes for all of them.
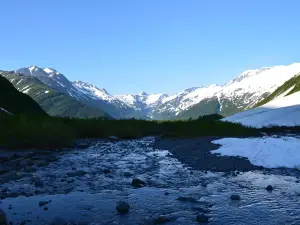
[223,91,300,128]
[212,136,300,169]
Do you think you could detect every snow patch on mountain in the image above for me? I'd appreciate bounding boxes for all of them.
[14,63,300,119]
[223,90,300,127]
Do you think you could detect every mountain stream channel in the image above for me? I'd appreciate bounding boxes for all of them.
[0,137,299,225]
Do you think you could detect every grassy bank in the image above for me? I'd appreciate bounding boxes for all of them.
[0,113,261,150]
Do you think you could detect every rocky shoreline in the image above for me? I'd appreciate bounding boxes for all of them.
[154,137,259,172]
[0,137,299,224]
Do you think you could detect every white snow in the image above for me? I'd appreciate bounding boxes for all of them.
[43,68,56,74]
[12,63,300,119]
[154,63,300,115]
[0,107,13,115]
[145,93,167,105]
[212,137,300,169]
[72,81,129,108]
[16,79,23,85]
[19,85,29,92]
[23,88,31,94]
[223,91,300,127]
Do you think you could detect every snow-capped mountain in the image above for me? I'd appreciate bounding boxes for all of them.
[9,63,300,119]
[174,63,300,119]
[116,92,169,117]
[223,89,300,128]
[15,66,135,118]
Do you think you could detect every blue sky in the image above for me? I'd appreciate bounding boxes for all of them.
[1,0,300,94]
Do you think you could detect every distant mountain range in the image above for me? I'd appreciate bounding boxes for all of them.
[1,63,300,119]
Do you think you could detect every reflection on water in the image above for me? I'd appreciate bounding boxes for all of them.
[1,137,300,224]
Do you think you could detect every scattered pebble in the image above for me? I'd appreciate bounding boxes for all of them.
[266,185,273,191]
[103,169,111,174]
[132,178,145,188]
[196,214,209,223]
[230,194,240,200]
[116,201,130,214]
[39,200,51,207]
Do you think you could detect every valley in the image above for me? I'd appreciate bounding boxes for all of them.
[2,63,300,120]
[1,63,300,225]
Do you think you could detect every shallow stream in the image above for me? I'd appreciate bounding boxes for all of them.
[0,137,300,224]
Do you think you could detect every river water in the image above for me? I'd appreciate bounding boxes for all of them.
[1,137,300,224]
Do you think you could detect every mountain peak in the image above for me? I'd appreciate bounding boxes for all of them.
[16,66,62,77]
[43,67,59,75]
[139,91,148,96]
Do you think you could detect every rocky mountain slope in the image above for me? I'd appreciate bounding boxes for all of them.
[0,75,47,116]
[4,63,300,119]
[0,71,110,118]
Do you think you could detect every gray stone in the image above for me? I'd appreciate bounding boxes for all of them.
[103,169,111,174]
[196,214,209,223]
[116,201,130,214]
[132,178,145,188]
[39,200,51,207]
[266,185,273,191]
[230,194,240,200]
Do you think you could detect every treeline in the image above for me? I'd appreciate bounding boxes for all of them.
[0,113,260,149]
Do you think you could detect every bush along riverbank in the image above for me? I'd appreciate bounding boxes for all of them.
[0,113,262,150]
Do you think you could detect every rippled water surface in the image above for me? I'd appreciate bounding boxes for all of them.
[1,137,300,224]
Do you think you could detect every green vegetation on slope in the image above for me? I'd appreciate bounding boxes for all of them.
[0,115,260,149]
[255,74,300,107]
[1,72,110,118]
[0,75,47,116]
[176,97,221,119]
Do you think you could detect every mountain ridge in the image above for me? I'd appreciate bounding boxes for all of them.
[0,71,110,118]
[6,63,300,119]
